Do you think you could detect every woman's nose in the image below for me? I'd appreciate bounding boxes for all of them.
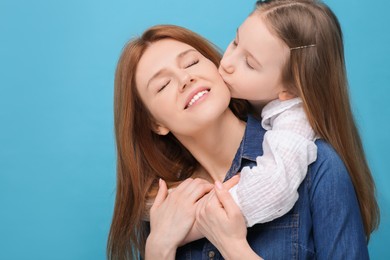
[179,72,194,92]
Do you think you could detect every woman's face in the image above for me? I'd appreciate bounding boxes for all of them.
[135,39,231,137]
[219,14,290,107]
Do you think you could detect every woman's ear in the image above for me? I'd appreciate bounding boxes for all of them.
[278,90,296,101]
[154,124,170,136]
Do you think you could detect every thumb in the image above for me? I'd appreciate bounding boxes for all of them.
[215,181,241,217]
[222,174,240,190]
[153,178,168,208]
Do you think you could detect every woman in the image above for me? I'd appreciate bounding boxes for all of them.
[108,24,251,259]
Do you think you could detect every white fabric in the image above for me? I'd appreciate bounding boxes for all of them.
[229,98,317,227]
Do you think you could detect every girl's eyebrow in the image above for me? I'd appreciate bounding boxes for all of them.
[236,27,240,42]
[236,27,263,68]
[147,49,197,88]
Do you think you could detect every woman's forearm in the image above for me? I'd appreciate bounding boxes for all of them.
[179,223,204,245]
[145,233,177,260]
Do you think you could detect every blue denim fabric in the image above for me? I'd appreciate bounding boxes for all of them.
[175,115,369,260]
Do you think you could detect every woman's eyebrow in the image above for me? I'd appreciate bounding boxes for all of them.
[147,68,168,89]
[177,49,197,59]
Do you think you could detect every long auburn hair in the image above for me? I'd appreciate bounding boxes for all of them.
[107,25,249,259]
[254,0,379,239]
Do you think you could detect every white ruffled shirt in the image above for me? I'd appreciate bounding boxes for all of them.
[229,98,317,227]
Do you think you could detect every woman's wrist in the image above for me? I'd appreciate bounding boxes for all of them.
[145,233,177,260]
[220,239,263,260]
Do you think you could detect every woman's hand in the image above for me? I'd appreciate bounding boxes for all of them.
[145,178,213,259]
[196,177,262,260]
[180,174,242,245]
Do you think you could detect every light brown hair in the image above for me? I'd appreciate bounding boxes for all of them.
[254,0,379,240]
[107,24,249,259]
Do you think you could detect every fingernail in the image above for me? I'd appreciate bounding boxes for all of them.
[159,178,162,187]
[215,181,223,190]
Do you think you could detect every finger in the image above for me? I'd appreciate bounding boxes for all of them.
[195,191,213,218]
[173,177,194,193]
[202,189,225,222]
[207,189,215,201]
[195,194,206,220]
[152,178,168,208]
[185,178,214,202]
[207,189,222,208]
[214,181,242,218]
[222,174,240,190]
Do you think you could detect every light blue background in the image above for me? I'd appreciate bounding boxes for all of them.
[1,0,389,259]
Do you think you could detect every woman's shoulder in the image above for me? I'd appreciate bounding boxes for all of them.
[314,139,341,161]
[304,141,368,259]
[306,139,363,225]
[312,139,346,169]
[308,139,351,187]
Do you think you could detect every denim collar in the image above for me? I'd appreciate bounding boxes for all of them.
[224,114,265,181]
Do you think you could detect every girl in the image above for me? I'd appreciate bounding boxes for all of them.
[197,0,379,258]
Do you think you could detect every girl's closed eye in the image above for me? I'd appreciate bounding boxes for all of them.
[245,57,255,69]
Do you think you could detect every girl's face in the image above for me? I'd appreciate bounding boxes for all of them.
[136,39,231,137]
[219,14,290,107]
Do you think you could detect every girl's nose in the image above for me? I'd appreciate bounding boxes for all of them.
[220,55,235,74]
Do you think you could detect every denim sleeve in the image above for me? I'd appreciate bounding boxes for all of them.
[309,142,369,259]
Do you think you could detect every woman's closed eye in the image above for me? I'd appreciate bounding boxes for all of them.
[156,59,199,93]
[158,80,170,93]
[184,59,199,68]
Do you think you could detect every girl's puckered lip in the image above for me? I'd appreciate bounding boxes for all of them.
[184,87,211,109]
[222,79,233,90]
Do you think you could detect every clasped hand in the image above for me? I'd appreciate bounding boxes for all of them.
[146,175,248,259]
[195,175,249,258]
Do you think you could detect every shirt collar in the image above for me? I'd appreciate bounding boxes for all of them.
[261,97,302,130]
[224,114,265,181]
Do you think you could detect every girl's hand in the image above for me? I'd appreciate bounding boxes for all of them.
[196,179,262,260]
[145,178,213,259]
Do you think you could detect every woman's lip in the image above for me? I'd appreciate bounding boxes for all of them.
[184,87,210,109]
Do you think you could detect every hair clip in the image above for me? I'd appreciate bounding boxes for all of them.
[256,0,271,4]
[290,44,316,50]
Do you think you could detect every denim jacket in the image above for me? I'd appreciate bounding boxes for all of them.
[175,115,369,260]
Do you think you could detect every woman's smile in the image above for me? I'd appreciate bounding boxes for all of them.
[185,88,210,109]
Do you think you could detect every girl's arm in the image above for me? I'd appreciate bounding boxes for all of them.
[230,98,317,226]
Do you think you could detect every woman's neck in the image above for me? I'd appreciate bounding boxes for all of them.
[175,110,246,182]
